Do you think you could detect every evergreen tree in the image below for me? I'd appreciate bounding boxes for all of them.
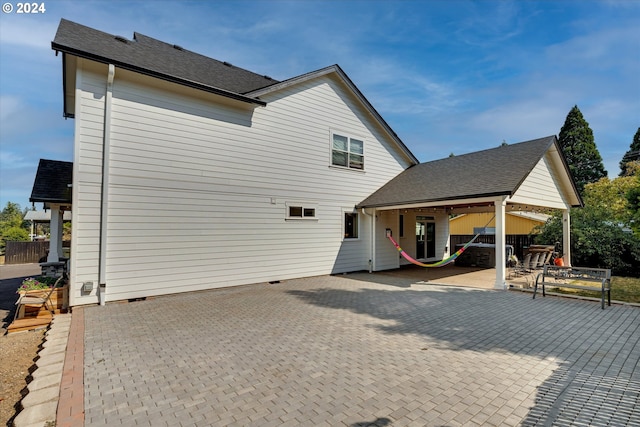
[620,127,640,176]
[558,105,607,195]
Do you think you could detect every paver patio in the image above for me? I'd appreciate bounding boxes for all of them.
[78,272,640,426]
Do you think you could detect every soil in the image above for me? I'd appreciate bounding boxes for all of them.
[0,329,45,426]
[0,263,46,426]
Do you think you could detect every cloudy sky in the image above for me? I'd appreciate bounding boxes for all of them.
[1,0,639,210]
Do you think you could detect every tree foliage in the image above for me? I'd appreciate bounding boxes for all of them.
[620,127,640,176]
[627,171,640,236]
[0,202,31,253]
[534,168,640,277]
[558,105,607,195]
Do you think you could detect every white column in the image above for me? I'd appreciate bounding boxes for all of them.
[563,210,571,266]
[47,205,63,262]
[494,198,507,290]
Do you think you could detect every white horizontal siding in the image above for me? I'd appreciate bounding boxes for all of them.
[510,154,569,209]
[69,60,109,306]
[70,65,411,304]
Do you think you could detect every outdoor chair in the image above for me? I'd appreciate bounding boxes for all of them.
[539,251,553,268]
[13,274,66,321]
[510,253,532,279]
[528,253,541,270]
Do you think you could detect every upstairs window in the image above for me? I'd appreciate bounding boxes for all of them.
[332,133,364,170]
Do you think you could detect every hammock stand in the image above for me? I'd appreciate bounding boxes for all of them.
[387,215,496,268]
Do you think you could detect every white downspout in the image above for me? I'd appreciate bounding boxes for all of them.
[99,64,115,304]
[362,208,374,273]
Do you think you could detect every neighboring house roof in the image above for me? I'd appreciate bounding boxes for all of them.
[24,210,72,221]
[52,19,275,108]
[358,135,582,208]
[506,211,550,223]
[30,159,73,205]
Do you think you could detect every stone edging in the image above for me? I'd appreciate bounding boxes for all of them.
[13,313,71,427]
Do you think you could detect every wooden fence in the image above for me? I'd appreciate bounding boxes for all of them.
[4,241,50,264]
[450,234,537,260]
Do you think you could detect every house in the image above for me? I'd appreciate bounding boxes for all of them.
[449,211,550,236]
[45,19,581,306]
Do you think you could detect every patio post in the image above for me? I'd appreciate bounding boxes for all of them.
[563,209,571,266]
[47,204,63,262]
[494,197,507,290]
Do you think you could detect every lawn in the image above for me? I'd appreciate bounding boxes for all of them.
[549,276,640,304]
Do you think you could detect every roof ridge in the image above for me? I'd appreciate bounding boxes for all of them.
[425,135,556,165]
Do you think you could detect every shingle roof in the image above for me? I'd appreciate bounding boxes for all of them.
[52,19,277,104]
[30,159,73,204]
[358,136,562,208]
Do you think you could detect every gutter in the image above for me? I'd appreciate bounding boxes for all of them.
[52,44,267,107]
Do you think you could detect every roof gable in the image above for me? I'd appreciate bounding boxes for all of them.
[52,19,276,105]
[247,65,419,165]
[30,159,73,205]
[358,136,581,208]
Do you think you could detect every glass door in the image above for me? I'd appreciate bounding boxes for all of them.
[416,221,425,259]
[426,222,436,258]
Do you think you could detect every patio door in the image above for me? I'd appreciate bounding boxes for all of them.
[416,217,436,259]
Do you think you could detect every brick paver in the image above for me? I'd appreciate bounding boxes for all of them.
[78,273,640,426]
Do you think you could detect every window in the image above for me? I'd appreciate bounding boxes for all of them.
[332,133,364,170]
[286,203,317,219]
[344,212,359,239]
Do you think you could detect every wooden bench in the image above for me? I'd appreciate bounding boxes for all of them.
[533,265,612,309]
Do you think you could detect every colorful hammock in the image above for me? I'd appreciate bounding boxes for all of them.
[387,215,495,268]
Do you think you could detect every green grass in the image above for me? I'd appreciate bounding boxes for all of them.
[549,276,640,304]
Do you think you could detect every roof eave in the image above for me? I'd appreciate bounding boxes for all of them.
[357,191,513,209]
[52,43,267,107]
[29,196,72,204]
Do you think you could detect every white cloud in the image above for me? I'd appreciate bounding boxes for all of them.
[0,17,59,50]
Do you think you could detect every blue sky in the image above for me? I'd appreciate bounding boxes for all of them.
[1,0,639,210]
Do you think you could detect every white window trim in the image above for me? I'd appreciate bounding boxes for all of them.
[285,202,318,221]
[342,208,360,241]
[330,130,365,171]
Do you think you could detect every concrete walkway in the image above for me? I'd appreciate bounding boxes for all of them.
[70,273,639,426]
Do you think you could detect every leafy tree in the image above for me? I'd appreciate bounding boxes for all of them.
[627,172,640,236]
[620,127,640,176]
[558,105,607,195]
[0,202,30,253]
[583,165,639,226]
[534,168,640,276]
[3,226,30,243]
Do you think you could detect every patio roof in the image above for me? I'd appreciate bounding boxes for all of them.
[357,136,582,209]
[29,159,73,207]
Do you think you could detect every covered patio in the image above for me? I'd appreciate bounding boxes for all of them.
[358,136,582,289]
[358,263,533,290]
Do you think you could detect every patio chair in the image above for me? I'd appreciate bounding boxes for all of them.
[529,253,541,270]
[539,251,553,268]
[511,253,531,278]
[13,274,66,321]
